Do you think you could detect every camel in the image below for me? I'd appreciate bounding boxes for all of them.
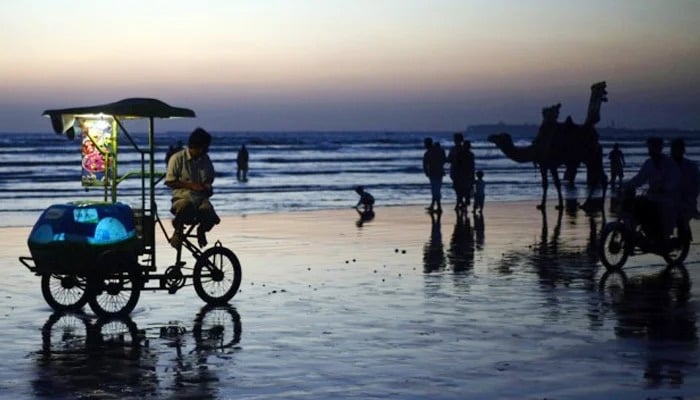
[488,81,608,210]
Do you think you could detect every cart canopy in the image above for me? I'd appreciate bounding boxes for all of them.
[43,98,196,138]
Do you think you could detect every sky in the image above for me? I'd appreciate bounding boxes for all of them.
[1,0,699,132]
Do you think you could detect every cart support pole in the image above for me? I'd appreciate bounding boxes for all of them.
[148,117,156,268]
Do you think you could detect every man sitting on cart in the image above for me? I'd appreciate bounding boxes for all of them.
[165,127,220,248]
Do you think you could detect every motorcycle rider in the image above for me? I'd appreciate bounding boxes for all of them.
[623,137,680,250]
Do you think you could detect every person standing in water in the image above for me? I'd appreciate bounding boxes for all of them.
[608,142,625,188]
[237,144,249,182]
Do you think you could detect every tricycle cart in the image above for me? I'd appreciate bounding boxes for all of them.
[19,98,242,317]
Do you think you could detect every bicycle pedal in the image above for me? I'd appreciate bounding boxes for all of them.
[168,287,178,294]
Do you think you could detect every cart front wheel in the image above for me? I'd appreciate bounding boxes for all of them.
[41,273,89,312]
[88,269,142,317]
[193,246,242,305]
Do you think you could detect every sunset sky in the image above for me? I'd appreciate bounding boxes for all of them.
[1,0,698,132]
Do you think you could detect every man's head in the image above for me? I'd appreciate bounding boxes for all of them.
[671,138,686,161]
[424,137,433,149]
[646,137,663,160]
[453,132,464,145]
[188,127,211,158]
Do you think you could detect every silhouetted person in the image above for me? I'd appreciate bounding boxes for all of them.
[624,137,680,246]
[355,208,375,227]
[236,144,249,182]
[448,132,468,211]
[423,137,446,213]
[670,138,699,240]
[462,140,476,210]
[165,128,220,248]
[473,170,485,213]
[165,140,183,165]
[354,186,374,213]
[608,143,625,188]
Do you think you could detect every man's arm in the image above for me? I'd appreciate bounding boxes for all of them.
[624,160,650,190]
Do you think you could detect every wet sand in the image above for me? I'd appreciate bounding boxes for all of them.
[1,201,699,399]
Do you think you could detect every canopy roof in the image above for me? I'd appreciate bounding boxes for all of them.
[43,98,196,136]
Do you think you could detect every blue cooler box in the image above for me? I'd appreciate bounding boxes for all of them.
[28,202,138,274]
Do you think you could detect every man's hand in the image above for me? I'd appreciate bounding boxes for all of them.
[189,182,208,192]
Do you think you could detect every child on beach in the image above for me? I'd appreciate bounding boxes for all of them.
[354,186,375,213]
[473,170,485,213]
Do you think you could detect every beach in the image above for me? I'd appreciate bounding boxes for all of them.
[1,200,699,399]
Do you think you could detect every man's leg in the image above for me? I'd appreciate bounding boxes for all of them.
[196,199,221,247]
[170,199,196,247]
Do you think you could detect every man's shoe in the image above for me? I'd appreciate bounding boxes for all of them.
[169,233,182,248]
[197,229,208,248]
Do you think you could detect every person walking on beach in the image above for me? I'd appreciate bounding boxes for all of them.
[608,143,625,188]
[354,186,375,213]
[473,170,485,213]
[165,127,221,248]
[462,140,476,210]
[236,144,249,182]
[447,133,468,211]
[423,137,446,213]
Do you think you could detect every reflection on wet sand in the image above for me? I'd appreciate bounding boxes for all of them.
[33,305,241,398]
[599,265,697,387]
[496,207,600,287]
[448,211,475,274]
[423,212,445,273]
[423,211,479,275]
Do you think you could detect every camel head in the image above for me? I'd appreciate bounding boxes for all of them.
[488,132,536,163]
[591,81,608,103]
[487,132,513,148]
[585,81,608,126]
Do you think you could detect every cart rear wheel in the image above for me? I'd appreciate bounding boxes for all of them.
[88,269,142,317]
[193,246,241,305]
[598,222,630,270]
[41,273,89,312]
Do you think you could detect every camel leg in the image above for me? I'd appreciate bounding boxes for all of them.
[537,167,548,210]
[551,167,563,210]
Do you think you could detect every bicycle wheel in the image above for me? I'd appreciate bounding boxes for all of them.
[193,246,242,305]
[663,235,690,265]
[88,269,142,317]
[598,221,630,270]
[41,273,89,312]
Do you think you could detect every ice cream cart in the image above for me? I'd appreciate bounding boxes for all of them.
[19,98,242,317]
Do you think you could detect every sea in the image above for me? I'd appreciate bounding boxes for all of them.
[1,125,698,227]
